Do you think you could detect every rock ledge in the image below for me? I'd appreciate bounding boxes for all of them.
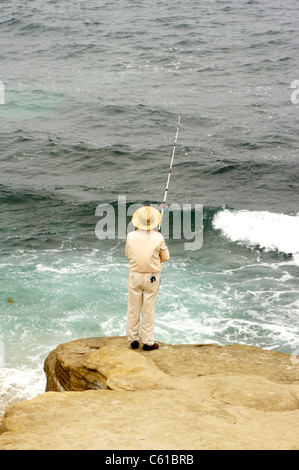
[1,336,299,450]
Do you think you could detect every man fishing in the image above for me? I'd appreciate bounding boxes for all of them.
[125,206,170,351]
[125,115,180,351]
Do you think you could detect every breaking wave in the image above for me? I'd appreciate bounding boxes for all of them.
[212,209,299,260]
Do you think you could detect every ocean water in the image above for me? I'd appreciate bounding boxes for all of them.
[1,0,299,414]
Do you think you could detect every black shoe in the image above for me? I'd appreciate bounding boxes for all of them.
[130,341,139,350]
[143,343,159,351]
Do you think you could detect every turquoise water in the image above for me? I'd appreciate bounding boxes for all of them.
[0,0,299,410]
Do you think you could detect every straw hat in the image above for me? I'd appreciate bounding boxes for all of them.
[132,206,161,230]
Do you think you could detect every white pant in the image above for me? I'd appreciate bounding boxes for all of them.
[126,271,161,346]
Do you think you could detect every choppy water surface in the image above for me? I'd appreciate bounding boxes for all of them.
[0,0,299,411]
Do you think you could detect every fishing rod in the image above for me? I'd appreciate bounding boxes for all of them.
[158,114,181,232]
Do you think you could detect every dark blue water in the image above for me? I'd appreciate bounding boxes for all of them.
[0,0,299,411]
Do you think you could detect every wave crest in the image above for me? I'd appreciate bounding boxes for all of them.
[212,209,299,257]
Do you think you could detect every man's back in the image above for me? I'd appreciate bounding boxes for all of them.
[125,229,170,273]
[125,206,170,350]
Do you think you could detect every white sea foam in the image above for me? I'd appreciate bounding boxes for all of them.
[0,366,46,418]
[213,209,299,261]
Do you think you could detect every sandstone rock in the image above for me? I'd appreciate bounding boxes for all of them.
[82,343,173,391]
[1,336,299,450]
[43,336,299,392]
[213,375,299,411]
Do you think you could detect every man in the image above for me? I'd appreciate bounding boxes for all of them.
[125,206,170,351]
